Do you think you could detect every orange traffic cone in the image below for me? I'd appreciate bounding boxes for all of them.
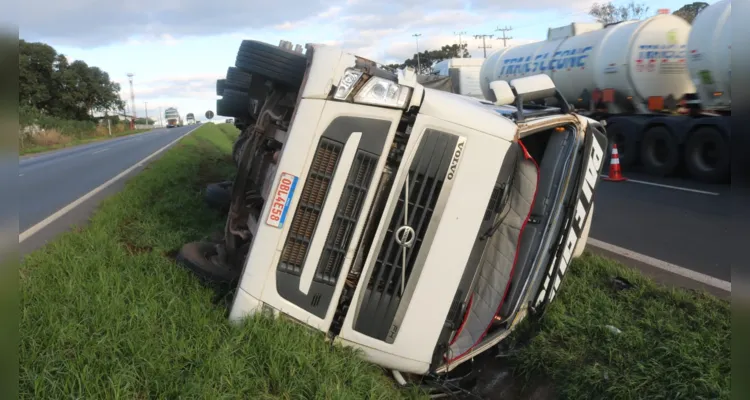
[603,144,628,182]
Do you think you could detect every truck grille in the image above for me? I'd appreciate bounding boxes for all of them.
[354,130,460,341]
[278,138,342,275]
[315,151,379,285]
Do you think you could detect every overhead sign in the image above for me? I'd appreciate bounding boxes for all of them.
[205,110,215,120]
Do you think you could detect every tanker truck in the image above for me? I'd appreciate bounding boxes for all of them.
[479,0,731,184]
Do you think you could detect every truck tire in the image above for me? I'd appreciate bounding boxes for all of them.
[222,89,253,118]
[684,126,730,183]
[640,126,680,177]
[226,67,253,91]
[235,40,307,89]
[607,123,638,168]
[176,241,239,284]
[216,99,229,117]
[216,79,226,96]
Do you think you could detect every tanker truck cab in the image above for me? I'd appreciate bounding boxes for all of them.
[221,41,607,395]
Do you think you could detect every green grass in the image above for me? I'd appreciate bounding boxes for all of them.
[19,123,415,399]
[19,128,151,156]
[512,253,731,400]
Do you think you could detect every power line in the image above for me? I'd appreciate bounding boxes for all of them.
[496,26,514,48]
[474,34,494,58]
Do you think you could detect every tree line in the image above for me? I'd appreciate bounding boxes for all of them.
[387,2,708,74]
[19,39,125,122]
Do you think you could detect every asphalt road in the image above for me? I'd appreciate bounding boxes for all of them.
[589,172,731,282]
[19,125,195,234]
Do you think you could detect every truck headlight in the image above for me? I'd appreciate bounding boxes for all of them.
[333,68,412,109]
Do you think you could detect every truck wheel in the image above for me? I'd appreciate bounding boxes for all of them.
[607,123,638,168]
[216,99,228,117]
[222,89,253,118]
[684,126,730,184]
[226,67,253,91]
[216,79,226,96]
[235,40,307,89]
[176,241,239,284]
[640,126,680,177]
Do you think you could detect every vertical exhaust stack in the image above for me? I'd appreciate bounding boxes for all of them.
[294,44,303,53]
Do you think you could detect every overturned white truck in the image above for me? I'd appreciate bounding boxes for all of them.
[183,41,607,395]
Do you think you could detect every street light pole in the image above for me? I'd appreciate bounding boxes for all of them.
[412,33,422,74]
[144,101,148,128]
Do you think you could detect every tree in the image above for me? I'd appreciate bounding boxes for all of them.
[673,2,709,23]
[386,43,471,75]
[589,1,651,24]
[19,40,125,121]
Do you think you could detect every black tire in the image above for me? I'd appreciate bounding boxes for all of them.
[226,67,252,91]
[684,126,730,183]
[216,79,226,96]
[204,181,233,211]
[216,99,228,117]
[235,40,307,89]
[640,126,681,176]
[607,123,639,168]
[221,89,253,118]
[176,241,239,284]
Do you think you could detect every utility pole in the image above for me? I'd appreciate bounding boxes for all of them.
[454,31,467,58]
[412,33,422,74]
[496,26,514,48]
[158,107,163,127]
[474,34,494,58]
[127,73,135,129]
[144,101,149,128]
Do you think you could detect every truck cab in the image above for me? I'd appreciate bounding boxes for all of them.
[189,41,607,395]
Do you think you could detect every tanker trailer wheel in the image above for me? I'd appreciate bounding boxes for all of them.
[640,126,680,177]
[235,40,307,90]
[216,79,226,96]
[606,123,638,169]
[684,126,730,184]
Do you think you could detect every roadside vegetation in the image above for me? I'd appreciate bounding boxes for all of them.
[19,123,729,399]
[511,253,730,399]
[19,40,154,155]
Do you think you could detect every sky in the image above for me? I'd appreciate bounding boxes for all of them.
[18,0,706,123]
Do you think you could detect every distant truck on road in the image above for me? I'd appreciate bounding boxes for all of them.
[165,107,183,128]
[186,113,196,125]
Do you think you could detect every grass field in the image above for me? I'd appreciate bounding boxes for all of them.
[19,123,730,399]
[511,253,731,400]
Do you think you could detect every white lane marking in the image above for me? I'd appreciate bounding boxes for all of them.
[19,173,24,177]
[91,148,110,155]
[599,175,720,196]
[19,126,201,243]
[587,238,731,292]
